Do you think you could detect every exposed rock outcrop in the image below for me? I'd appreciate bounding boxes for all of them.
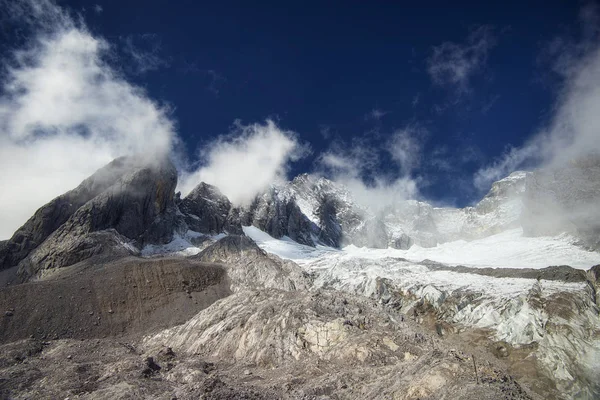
[0,156,151,272]
[9,156,179,281]
[179,182,242,235]
[143,289,536,400]
[193,235,311,292]
[239,188,316,246]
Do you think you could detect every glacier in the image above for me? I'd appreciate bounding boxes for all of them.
[241,225,600,399]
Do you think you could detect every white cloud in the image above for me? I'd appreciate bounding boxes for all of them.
[365,108,388,121]
[122,33,170,74]
[179,120,309,205]
[318,138,378,179]
[427,25,495,93]
[319,153,357,171]
[388,127,424,174]
[0,0,177,239]
[0,1,309,240]
[317,129,422,212]
[474,5,600,190]
[337,176,419,213]
[474,145,538,191]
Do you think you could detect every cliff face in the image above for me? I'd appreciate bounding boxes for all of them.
[0,156,142,273]
[1,156,180,281]
[5,152,598,283]
[174,163,598,253]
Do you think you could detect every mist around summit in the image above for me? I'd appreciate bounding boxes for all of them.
[1,0,600,242]
[1,1,600,400]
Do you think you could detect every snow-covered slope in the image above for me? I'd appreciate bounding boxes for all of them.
[256,170,532,250]
[242,225,600,399]
[138,163,600,398]
[243,225,600,270]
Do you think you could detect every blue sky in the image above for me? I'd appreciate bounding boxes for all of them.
[66,0,582,203]
[0,0,599,238]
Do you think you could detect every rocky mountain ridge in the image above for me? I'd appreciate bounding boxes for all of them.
[1,154,599,282]
[0,155,599,399]
[180,163,598,252]
[0,156,179,281]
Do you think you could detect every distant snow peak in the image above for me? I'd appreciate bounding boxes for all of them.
[171,159,599,255]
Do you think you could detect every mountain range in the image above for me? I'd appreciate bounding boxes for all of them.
[0,155,599,399]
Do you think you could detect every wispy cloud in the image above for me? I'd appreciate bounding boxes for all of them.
[0,0,177,239]
[481,94,500,114]
[365,108,388,121]
[121,33,170,74]
[474,3,600,190]
[317,126,425,211]
[427,25,495,94]
[318,137,379,179]
[179,120,310,205]
[427,146,454,172]
[318,124,334,139]
[412,93,420,107]
[474,145,538,191]
[387,126,425,174]
[205,69,226,96]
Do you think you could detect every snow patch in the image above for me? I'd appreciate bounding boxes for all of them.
[245,224,600,270]
[141,230,225,257]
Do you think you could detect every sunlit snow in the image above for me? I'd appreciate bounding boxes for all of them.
[243,225,600,269]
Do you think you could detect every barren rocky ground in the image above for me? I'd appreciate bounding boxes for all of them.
[0,243,546,400]
[1,157,597,399]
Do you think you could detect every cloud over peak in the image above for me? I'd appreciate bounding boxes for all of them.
[317,127,424,212]
[474,5,600,190]
[179,120,309,206]
[0,0,177,239]
[427,25,495,93]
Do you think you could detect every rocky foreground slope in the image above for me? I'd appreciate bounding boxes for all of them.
[0,155,599,399]
[0,236,536,400]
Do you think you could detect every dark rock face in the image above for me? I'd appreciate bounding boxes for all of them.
[179,183,242,235]
[2,156,179,281]
[590,264,600,281]
[285,201,315,246]
[315,193,342,248]
[179,175,407,250]
[392,233,413,250]
[0,157,142,272]
[239,190,316,246]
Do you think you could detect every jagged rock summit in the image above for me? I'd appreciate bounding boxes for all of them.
[174,163,597,252]
[0,155,179,281]
[3,154,599,284]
